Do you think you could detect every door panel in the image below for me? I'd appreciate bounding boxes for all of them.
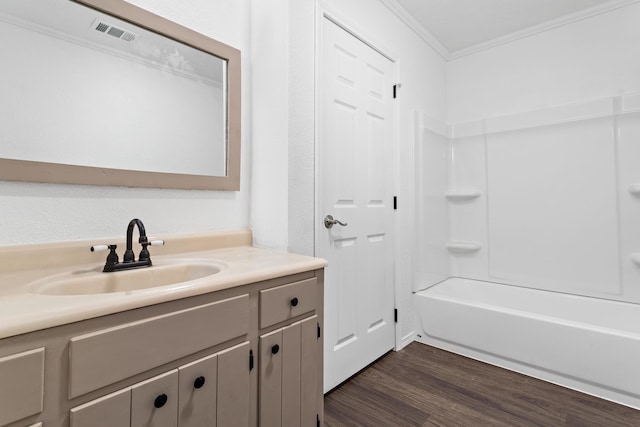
[131,370,178,427]
[217,342,250,426]
[300,316,320,425]
[259,329,283,427]
[178,353,218,427]
[319,18,395,392]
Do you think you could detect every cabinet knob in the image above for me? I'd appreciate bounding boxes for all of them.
[154,393,168,409]
[291,297,299,307]
[271,344,280,355]
[194,376,206,389]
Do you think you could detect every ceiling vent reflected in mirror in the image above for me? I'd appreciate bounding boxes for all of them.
[91,18,138,42]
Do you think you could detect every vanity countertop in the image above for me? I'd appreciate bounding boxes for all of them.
[0,229,326,340]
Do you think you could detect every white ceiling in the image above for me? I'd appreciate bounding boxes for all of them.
[392,0,632,57]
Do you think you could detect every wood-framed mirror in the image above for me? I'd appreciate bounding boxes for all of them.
[0,0,241,190]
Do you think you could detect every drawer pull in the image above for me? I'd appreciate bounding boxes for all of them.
[271,344,280,355]
[291,297,299,307]
[194,376,206,389]
[154,394,168,409]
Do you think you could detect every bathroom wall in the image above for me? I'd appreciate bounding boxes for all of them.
[0,0,252,246]
[249,0,289,251]
[414,118,449,288]
[413,2,640,302]
[446,2,640,123]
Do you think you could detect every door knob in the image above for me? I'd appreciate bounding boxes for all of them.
[324,215,347,229]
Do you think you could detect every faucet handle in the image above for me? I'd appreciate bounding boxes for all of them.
[139,240,163,263]
[91,244,119,270]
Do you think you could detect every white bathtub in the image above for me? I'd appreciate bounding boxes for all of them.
[414,278,640,409]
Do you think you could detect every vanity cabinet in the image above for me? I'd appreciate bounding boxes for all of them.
[258,278,322,427]
[0,269,323,427]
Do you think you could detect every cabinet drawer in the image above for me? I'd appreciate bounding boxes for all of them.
[69,294,249,398]
[0,348,44,426]
[260,278,317,328]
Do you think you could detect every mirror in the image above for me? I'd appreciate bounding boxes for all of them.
[0,0,241,190]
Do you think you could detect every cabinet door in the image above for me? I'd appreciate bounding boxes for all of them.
[259,329,283,427]
[282,322,301,427]
[300,315,320,426]
[131,370,179,427]
[260,316,320,427]
[178,353,218,427]
[217,342,250,427]
[70,387,131,427]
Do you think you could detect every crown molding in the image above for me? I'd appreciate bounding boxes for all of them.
[377,0,450,60]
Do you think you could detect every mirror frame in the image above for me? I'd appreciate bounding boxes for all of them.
[0,0,241,190]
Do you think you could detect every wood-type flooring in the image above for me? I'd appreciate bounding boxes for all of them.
[324,342,640,426]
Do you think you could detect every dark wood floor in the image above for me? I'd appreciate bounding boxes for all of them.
[324,342,640,426]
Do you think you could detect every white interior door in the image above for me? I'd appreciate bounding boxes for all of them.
[318,17,395,392]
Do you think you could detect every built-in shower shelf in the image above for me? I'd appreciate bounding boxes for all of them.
[629,185,640,196]
[445,190,481,201]
[446,241,482,254]
[631,253,640,266]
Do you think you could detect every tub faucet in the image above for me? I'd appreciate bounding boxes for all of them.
[90,218,164,272]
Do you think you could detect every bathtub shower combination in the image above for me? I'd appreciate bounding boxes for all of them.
[413,94,640,409]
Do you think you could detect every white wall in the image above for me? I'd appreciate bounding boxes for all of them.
[287,0,316,257]
[0,0,252,245]
[447,2,640,123]
[249,0,289,251]
[414,124,449,290]
[426,3,640,303]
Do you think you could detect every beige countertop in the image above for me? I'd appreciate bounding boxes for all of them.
[0,229,326,340]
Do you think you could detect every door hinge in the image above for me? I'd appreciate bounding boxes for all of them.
[249,349,254,371]
[394,308,398,323]
[393,83,401,99]
[317,323,321,339]
[393,196,397,210]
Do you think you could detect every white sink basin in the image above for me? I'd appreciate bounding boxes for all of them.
[29,260,225,296]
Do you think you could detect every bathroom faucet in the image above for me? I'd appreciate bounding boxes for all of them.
[123,218,148,264]
[91,218,164,272]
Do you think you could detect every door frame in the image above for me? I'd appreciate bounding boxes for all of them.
[313,1,402,359]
